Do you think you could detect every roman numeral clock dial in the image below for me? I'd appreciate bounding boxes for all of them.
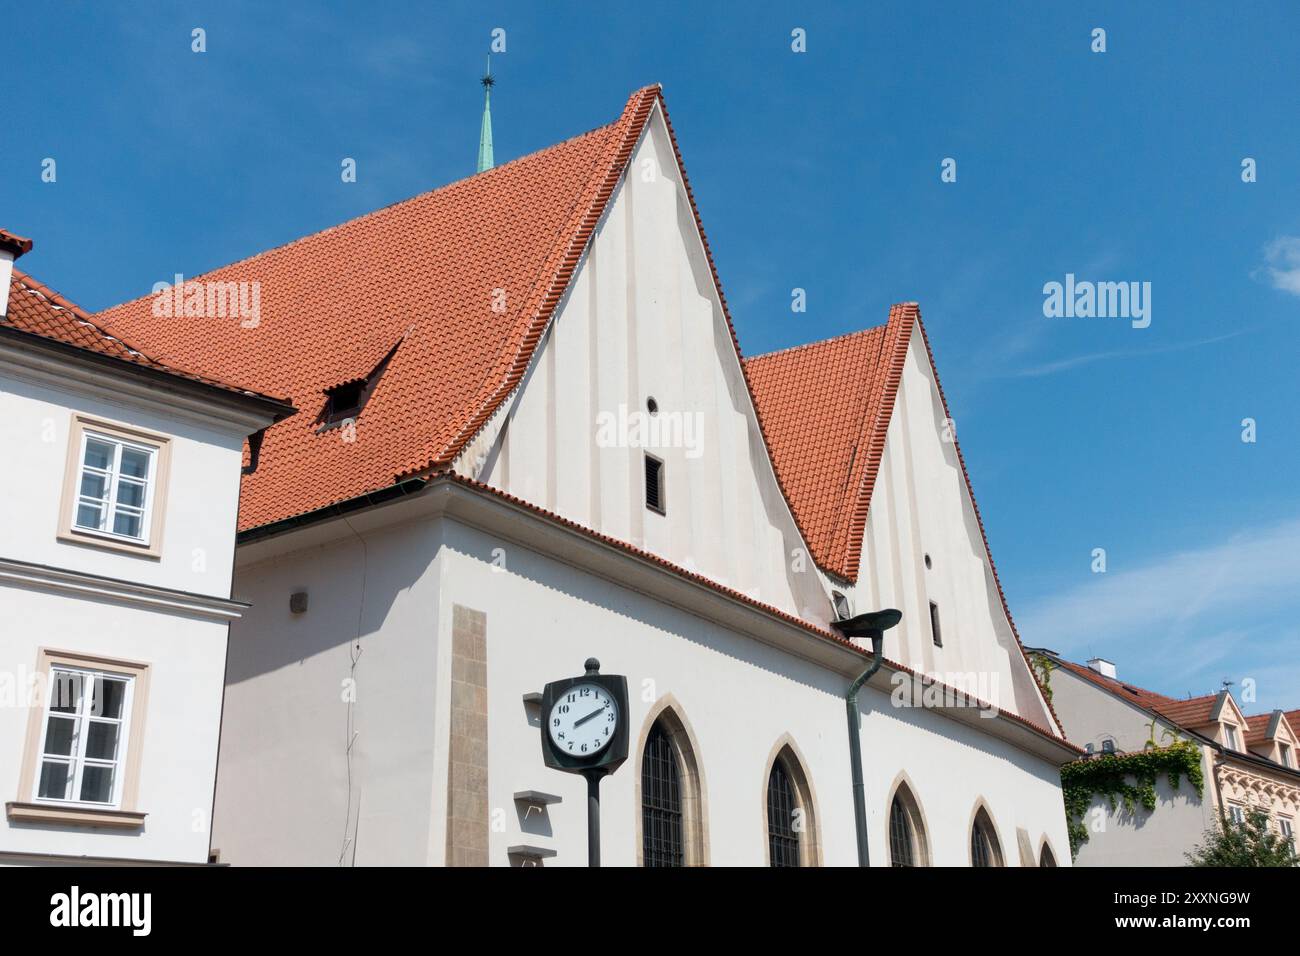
[547,682,619,757]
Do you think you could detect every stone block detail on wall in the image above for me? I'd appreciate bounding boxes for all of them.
[447,604,488,866]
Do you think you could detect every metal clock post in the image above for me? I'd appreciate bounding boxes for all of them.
[539,658,630,867]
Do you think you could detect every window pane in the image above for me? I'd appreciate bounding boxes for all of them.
[92,677,127,719]
[43,715,78,756]
[112,510,143,538]
[79,764,115,803]
[76,500,105,530]
[79,471,108,500]
[115,478,146,509]
[83,439,114,471]
[48,671,83,713]
[38,760,72,800]
[119,447,151,479]
[84,721,121,761]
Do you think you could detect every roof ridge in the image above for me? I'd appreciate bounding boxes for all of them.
[745,324,887,364]
[424,85,662,473]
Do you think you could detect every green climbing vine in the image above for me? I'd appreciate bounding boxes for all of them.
[1060,741,1204,859]
[1029,652,1055,704]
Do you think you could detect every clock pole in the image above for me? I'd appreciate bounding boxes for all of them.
[584,770,602,867]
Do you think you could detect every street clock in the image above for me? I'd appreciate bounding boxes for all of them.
[539,659,629,865]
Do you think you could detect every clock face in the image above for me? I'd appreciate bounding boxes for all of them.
[547,682,619,758]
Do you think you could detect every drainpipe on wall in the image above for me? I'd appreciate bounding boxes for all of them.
[831,609,902,867]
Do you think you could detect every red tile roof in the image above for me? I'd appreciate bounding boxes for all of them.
[1244,713,1275,748]
[0,229,33,258]
[1054,659,1222,728]
[747,306,1063,735]
[5,267,286,406]
[745,308,912,579]
[99,86,667,532]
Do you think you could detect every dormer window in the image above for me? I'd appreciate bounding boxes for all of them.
[317,343,399,432]
[1224,724,1241,751]
[324,379,365,425]
[1280,743,1293,768]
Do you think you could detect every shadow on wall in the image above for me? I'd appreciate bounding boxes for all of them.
[225,517,441,683]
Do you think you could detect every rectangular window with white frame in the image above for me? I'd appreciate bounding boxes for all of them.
[8,650,150,828]
[36,664,135,806]
[59,416,171,556]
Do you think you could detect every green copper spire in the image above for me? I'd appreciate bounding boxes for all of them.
[477,57,495,173]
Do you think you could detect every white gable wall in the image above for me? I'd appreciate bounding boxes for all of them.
[844,330,1055,730]
[463,106,826,623]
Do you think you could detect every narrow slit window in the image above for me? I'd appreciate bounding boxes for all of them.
[929,601,943,647]
[645,454,664,514]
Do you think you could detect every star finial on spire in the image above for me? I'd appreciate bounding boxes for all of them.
[477,54,495,173]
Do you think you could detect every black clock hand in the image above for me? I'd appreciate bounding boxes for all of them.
[574,704,607,728]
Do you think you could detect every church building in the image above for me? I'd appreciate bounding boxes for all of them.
[93,85,1077,866]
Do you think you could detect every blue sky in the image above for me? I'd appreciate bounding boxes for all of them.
[5,2,1298,712]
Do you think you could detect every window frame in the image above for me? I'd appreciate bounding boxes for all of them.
[10,649,151,828]
[58,415,172,558]
[33,664,135,808]
[928,601,943,648]
[969,804,1004,867]
[644,452,665,515]
[1223,723,1241,751]
[760,739,821,867]
[887,783,930,867]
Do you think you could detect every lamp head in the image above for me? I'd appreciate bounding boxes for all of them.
[830,608,903,642]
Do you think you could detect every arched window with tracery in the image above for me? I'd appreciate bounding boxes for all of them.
[888,784,929,867]
[636,703,707,866]
[970,805,1004,867]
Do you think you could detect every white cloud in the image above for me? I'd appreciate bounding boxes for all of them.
[1019,517,1300,706]
[1257,236,1300,296]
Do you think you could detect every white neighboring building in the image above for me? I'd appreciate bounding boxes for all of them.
[0,231,291,865]
[1034,652,1300,866]
[100,86,1079,866]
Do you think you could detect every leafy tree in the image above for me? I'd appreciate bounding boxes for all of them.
[1186,809,1300,867]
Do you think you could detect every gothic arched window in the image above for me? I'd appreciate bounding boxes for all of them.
[641,723,683,867]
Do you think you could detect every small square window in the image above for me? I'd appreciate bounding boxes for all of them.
[645,454,664,514]
[324,380,365,425]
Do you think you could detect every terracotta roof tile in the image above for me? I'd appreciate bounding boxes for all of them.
[1055,660,1223,729]
[0,229,34,257]
[99,86,663,532]
[744,308,913,579]
[5,267,283,405]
